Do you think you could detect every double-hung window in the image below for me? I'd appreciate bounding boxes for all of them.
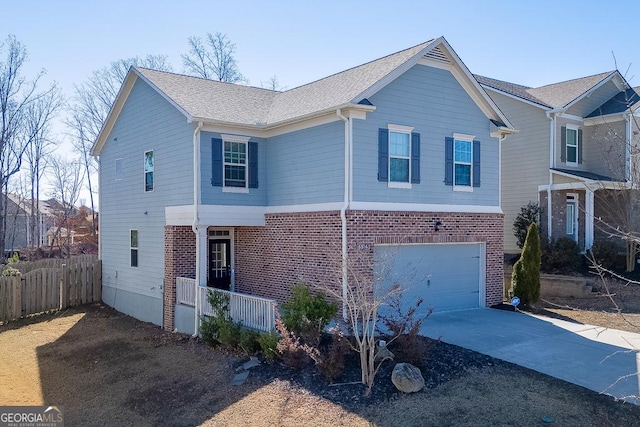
[211,134,256,193]
[144,150,154,191]
[130,229,138,267]
[377,125,420,188]
[454,139,472,187]
[565,127,578,165]
[389,130,411,185]
[445,133,480,190]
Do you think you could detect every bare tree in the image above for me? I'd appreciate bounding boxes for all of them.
[261,75,286,91]
[24,86,62,247]
[47,155,84,256]
[182,33,246,83]
[0,34,59,260]
[67,55,171,242]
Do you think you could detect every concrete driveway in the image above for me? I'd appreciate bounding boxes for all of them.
[421,308,640,404]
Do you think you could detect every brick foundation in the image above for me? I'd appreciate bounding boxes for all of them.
[163,226,196,331]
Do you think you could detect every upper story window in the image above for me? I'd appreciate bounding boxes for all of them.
[445,134,480,191]
[454,139,472,187]
[377,125,420,188]
[224,140,247,188]
[211,135,258,192]
[561,125,582,166]
[566,127,578,165]
[144,150,154,191]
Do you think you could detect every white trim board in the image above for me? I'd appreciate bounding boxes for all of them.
[166,202,503,225]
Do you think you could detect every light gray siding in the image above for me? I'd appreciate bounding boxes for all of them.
[566,80,621,118]
[353,64,499,206]
[265,122,344,206]
[200,132,267,206]
[486,90,550,253]
[584,120,627,180]
[99,77,195,326]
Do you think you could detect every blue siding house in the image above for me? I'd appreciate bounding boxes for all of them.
[93,37,515,332]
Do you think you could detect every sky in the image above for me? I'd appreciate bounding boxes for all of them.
[4,0,640,206]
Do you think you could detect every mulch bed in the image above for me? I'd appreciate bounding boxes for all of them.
[248,336,508,409]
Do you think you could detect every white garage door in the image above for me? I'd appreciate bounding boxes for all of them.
[374,243,485,316]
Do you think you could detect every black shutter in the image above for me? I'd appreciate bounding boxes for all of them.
[473,140,481,187]
[248,141,258,188]
[378,128,389,181]
[411,132,420,184]
[211,138,223,186]
[577,129,583,164]
[560,126,566,163]
[444,137,454,185]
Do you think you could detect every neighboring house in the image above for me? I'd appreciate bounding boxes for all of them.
[92,37,515,332]
[46,227,76,247]
[477,72,640,254]
[3,194,56,251]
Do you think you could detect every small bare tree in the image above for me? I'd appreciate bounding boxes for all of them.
[261,75,286,91]
[47,156,84,256]
[182,32,246,83]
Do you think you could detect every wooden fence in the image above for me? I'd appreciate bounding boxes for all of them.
[0,256,101,323]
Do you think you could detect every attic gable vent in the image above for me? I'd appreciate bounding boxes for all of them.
[423,46,451,64]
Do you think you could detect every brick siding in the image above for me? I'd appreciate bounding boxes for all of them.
[234,210,504,307]
[163,226,195,331]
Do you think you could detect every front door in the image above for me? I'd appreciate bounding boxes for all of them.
[208,238,231,290]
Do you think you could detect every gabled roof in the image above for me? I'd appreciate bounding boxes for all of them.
[585,87,640,118]
[477,71,620,109]
[551,168,616,182]
[93,37,514,155]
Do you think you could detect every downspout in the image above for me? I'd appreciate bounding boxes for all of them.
[192,121,203,336]
[336,109,350,320]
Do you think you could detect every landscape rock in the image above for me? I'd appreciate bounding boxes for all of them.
[391,363,425,393]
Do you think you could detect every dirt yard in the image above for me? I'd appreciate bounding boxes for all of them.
[2,303,640,426]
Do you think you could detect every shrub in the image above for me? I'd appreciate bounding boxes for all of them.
[511,222,541,305]
[239,328,261,355]
[199,289,241,349]
[281,283,338,343]
[316,330,351,382]
[275,317,311,369]
[257,331,280,363]
[589,240,623,271]
[541,237,581,273]
[513,202,542,249]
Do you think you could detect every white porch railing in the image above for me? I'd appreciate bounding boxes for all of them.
[176,277,196,305]
[175,277,276,332]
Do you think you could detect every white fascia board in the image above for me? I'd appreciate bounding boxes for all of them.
[349,201,502,214]
[539,181,629,192]
[134,69,193,121]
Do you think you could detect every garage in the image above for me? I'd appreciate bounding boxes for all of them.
[374,243,485,316]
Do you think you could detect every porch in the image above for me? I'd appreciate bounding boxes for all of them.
[174,277,276,335]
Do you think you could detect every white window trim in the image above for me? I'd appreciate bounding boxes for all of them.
[221,135,250,192]
[453,133,475,192]
[565,124,579,167]
[144,150,154,192]
[387,124,414,189]
[130,229,139,268]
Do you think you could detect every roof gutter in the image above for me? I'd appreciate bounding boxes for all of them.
[336,108,351,320]
[192,121,203,337]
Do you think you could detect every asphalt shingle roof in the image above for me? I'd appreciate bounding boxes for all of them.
[135,40,435,127]
[552,168,615,182]
[476,71,618,109]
